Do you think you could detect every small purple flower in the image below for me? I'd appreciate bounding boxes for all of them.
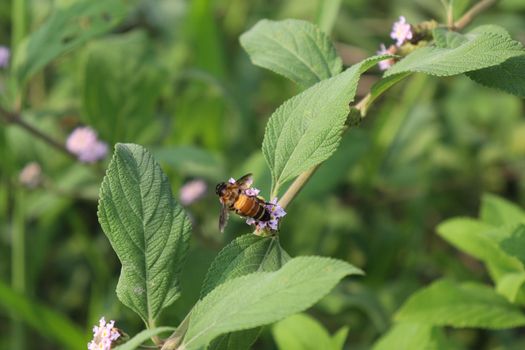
[19,162,42,188]
[228,178,236,184]
[87,317,120,350]
[390,16,413,46]
[245,197,286,231]
[66,126,108,163]
[0,46,10,68]
[376,43,397,71]
[244,187,260,197]
[180,179,207,205]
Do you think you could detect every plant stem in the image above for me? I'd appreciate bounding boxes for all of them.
[12,0,28,49]
[0,105,76,160]
[453,0,499,30]
[11,190,26,350]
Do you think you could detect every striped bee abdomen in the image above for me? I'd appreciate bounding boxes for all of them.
[234,194,271,221]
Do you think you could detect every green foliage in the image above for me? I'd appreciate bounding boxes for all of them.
[262,55,389,195]
[113,327,174,350]
[272,313,349,350]
[372,323,448,350]
[181,257,362,350]
[386,27,524,77]
[13,0,126,85]
[480,193,525,226]
[0,280,85,349]
[82,31,165,144]
[467,56,525,97]
[395,279,525,329]
[98,144,192,324]
[240,19,342,89]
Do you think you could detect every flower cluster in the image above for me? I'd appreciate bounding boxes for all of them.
[19,162,42,188]
[0,46,10,68]
[180,179,207,205]
[377,16,414,71]
[88,317,120,350]
[66,126,108,163]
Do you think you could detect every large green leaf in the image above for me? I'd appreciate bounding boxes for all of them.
[202,234,290,350]
[13,0,126,84]
[240,19,342,89]
[396,280,525,329]
[200,234,290,298]
[0,280,85,349]
[467,56,525,97]
[372,323,449,350]
[98,143,192,324]
[272,313,347,350]
[181,257,362,350]
[385,29,524,77]
[262,55,389,195]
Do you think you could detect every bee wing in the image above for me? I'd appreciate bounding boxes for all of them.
[236,173,253,190]
[219,203,230,233]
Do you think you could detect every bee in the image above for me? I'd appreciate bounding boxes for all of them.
[215,173,271,232]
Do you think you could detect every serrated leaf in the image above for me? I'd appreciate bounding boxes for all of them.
[240,19,342,88]
[396,280,525,329]
[272,313,335,350]
[372,323,449,350]
[98,143,192,324]
[201,234,290,349]
[433,28,468,49]
[467,56,525,97]
[113,327,174,350]
[500,224,525,265]
[181,257,362,350]
[385,30,524,77]
[200,234,290,298]
[480,193,525,226]
[13,0,126,84]
[263,55,389,194]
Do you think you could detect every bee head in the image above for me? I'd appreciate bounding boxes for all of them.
[215,182,227,196]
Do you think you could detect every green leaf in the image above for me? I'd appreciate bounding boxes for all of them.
[385,29,524,77]
[436,218,522,274]
[13,0,126,84]
[500,224,525,265]
[480,193,525,226]
[396,280,525,329]
[201,234,290,349]
[113,327,174,350]
[0,279,85,349]
[272,313,339,350]
[240,19,342,89]
[263,55,389,194]
[372,323,448,350]
[207,328,262,350]
[315,0,343,34]
[181,257,362,350]
[467,56,525,97]
[98,143,192,324]
[495,272,525,302]
[200,234,290,298]
[82,31,165,144]
[332,327,349,350]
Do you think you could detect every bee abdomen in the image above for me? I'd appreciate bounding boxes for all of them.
[255,205,271,221]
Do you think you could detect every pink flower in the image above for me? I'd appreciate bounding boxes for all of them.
[66,126,108,163]
[244,187,260,196]
[376,43,397,71]
[179,179,207,205]
[19,162,42,188]
[0,46,10,68]
[87,317,120,350]
[390,16,413,46]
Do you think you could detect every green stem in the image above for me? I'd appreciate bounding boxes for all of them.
[453,0,499,30]
[11,0,28,49]
[11,190,26,350]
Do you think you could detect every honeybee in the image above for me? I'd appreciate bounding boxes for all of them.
[215,173,271,232]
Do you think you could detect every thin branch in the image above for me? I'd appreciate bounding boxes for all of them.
[454,0,499,30]
[0,105,76,160]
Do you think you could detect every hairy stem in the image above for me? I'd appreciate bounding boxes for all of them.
[454,0,499,30]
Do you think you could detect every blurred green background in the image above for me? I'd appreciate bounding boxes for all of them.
[0,0,525,349]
